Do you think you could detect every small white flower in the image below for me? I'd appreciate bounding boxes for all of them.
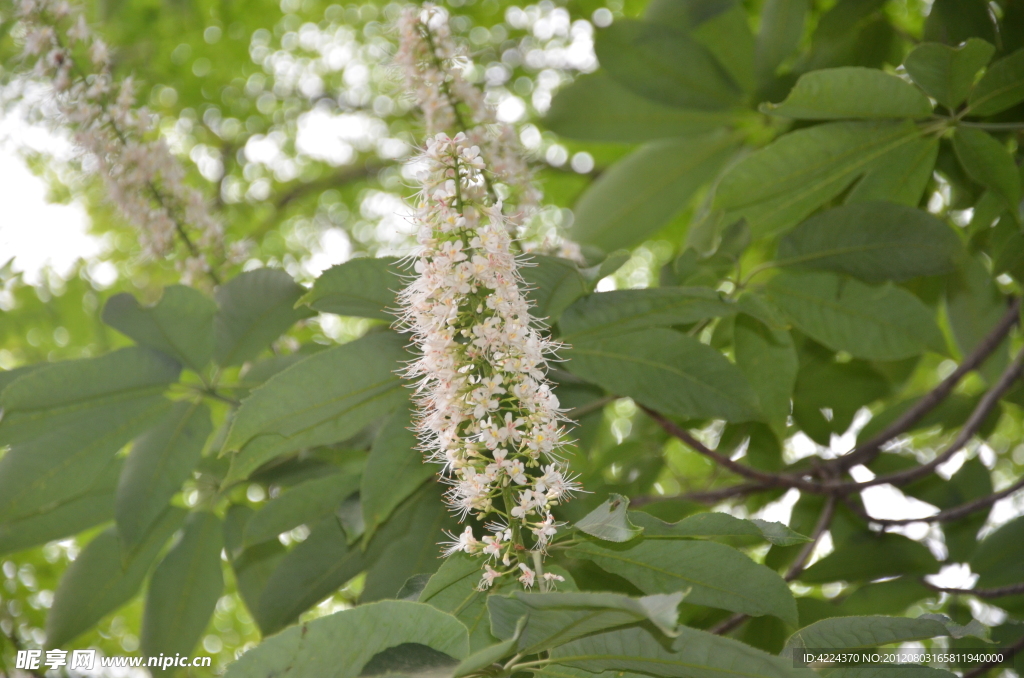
[518,563,536,588]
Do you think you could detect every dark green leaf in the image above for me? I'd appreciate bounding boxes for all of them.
[799,532,941,583]
[0,364,42,395]
[952,127,1021,215]
[763,68,933,119]
[565,328,761,422]
[142,511,224,658]
[838,578,934,616]
[689,5,756,94]
[419,553,513,652]
[947,255,1010,384]
[844,136,938,206]
[755,0,808,87]
[971,515,1024,589]
[116,401,212,550]
[0,347,179,523]
[545,74,732,143]
[569,537,797,624]
[213,268,315,367]
[222,331,408,485]
[298,257,402,320]
[576,495,643,542]
[46,507,186,648]
[777,202,963,283]
[571,132,739,253]
[734,316,797,432]
[102,285,217,372]
[222,601,469,678]
[923,0,996,46]
[520,255,589,321]
[596,20,742,110]
[904,39,995,109]
[629,510,810,546]
[784,615,969,653]
[764,271,946,360]
[967,48,1024,116]
[559,288,737,340]
[243,472,360,547]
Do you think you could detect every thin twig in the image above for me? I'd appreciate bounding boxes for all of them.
[565,395,616,421]
[963,631,1024,678]
[922,580,1024,599]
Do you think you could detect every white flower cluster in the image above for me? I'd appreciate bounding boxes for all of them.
[397,132,580,590]
[15,0,223,282]
[395,5,541,225]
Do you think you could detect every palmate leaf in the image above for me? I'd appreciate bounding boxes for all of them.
[754,0,808,88]
[952,127,1021,216]
[762,67,933,119]
[967,48,1024,116]
[222,601,469,678]
[904,39,995,109]
[222,330,408,485]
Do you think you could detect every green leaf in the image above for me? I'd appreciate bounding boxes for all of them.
[0,347,179,523]
[222,601,469,678]
[596,20,742,110]
[764,271,946,360]
[571,132,739,253]
[971,515,1024,589]
[46,507,186,648]
[763,67,933,119]
[520,254,589,321]
[569,537,798,624]
[952,127,1021,215]
[948,255,1011,384]
[799,532,941,583]
[488,591,683,655]
[565,328,761,422]
[550,625,815,678]
[141,511,224,658]
[783,615,965,652]
[419,553,513,652]
[923,0,996,46]
[559,288,738,340]
[755,0,808,87]
[967,48,1024,116]
[102,285,217,372]
[243,472,360,547]
[844,136,939,206]
[545,73,733,143]
[222,331,408,485]
[299,257,402,320]
[0,364,42,395]
[361,406,433,542]
[716,120,923,237]
[213,268,316,367]
[0,456,120,558]
[576,495,643,542]
[827,668,956,678]
[904,39,995,109]
[453,621,523,677]
[116,401,212,550]
[689,5,756,95]
[734,315,798,432]
[629,510,810,546]
[776,202,964,283]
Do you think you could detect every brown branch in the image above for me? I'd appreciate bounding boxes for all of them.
[923,580,1024,599]
[964,631,1024,678]
[631,482,768,506]
[833,296,1020,472]
[853,475,1024,526]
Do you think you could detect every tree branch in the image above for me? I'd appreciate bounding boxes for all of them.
[631,482,768,506]
[964,631,1024,678]
[833,296,1020,472]
[853,475,1024,526]
[922,580,1024,599]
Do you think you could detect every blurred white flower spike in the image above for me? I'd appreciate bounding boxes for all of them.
[15,0,223,283]
[395,5,580,590]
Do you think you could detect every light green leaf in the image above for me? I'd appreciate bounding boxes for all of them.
[559,288,738,341]
[487,591,683,655]
[0,347,179,523]
[783,615,961,653]
[565,328,761,422]
[222,601,469,678]
[222,331,408,485]
[213,268,316,367]
[0,364,42,395]
[299,257,402,320]
[116,401,212,550]
[843,136,938,206]
[716,120,922,237]
[569,537,798,624]
[46,507,186,648]
[967,48,1024,116]
[952,127,1021,215]
[763,67,933,119]
[800,532,941,583]
[629,510,810,546]
[776,202,963,283]
[361,406,433,542]
[550,625,815,678]
[102,285,217,372]
[689,5,757,94]
[764,271,946,361]
[545,74,732,143]
[755,0,808,87]
[734,315,797,432]
[0,456,121,558]
[571,132,739,253]
[243,472,360,547]
[576,494,643,542]
[904,39,995,109]
[141,511,224,658]
[596,20,742,110]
